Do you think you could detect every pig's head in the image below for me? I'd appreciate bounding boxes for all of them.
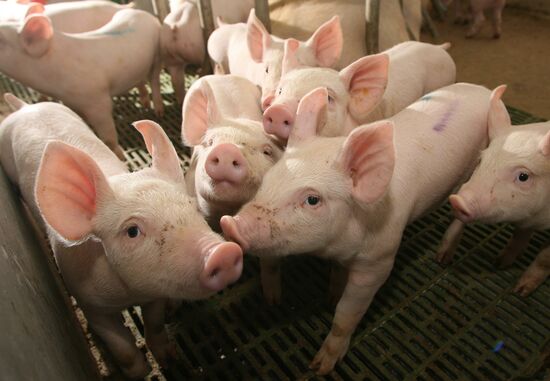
[0,14,53,74]
[36,120,243,300]
[222,88,395,259]
[161,0,204,65]
[182,78,283,226]
[263,46,389,143]
[246,9,343,110]
[450,85,550,227]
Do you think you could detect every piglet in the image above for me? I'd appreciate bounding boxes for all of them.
[0,8,163,159]
[444,0,506,38]
[181,75,283,230]
[208,9,342,109]
[161,0,254,104]
[0,94,243,378]
[436,85,549,295]
[263,40,456,143]
[222,82,492,374]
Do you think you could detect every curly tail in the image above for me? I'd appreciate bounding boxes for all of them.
[439,42,452,50]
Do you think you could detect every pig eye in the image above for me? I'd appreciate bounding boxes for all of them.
[327,94,335,104]
[262,145,273,157]
[265,66,269,74]
[517,172,529,182]
[127,225,141,238]
[278,88,282,95]
[304,195,321,207]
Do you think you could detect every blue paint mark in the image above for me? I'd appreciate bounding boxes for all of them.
[432,99,459,132]
[492,340,505,353]
[89,27,135,37]
[421,94,433,101]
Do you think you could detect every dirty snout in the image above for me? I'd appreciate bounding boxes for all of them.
[200,240,243,292]
[220,209,274,254]
[449,189,483,223]
[205,143,248,184]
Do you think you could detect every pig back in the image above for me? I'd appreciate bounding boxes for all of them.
[390,83,491,222]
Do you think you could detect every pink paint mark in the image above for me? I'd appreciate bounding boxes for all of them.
[433,100,459,132]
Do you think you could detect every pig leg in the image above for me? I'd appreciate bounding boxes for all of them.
[76,98,125,160]
[328,261,348,307]
[435,218,465,264]
[466,7,485,38]
[149,56,164,117]
[137,84,151,109]
[490,5,503,38]
[310,253,395,375]
[142,300,177,368]
[496,227,534,268]
[260,257,282,305]
[167,65,187,105]
[514,246,550,297]
[87,312,150,379]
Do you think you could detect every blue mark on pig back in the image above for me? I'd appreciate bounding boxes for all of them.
[421,94,433,101]
[90,27,135,37]
[432,99,459,132]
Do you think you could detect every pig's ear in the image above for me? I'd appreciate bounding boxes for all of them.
[337,120,395,204]
[306,15,343,68]
[181,79,220,146]
[488,84,511,140]
[25,2,46,18]
[287,87,327,147]
[19,14,52,57]
[538,131,550,156]
[36,141,113,242]
[134,120,184,183]
[4,93,27,111]
[281,38,301,76]
[247,8,271,63]
[339,53,389,122]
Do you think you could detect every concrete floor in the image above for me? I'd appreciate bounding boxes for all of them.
[422,6,550,120]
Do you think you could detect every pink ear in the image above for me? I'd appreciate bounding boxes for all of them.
[488,84,511,140]
[538,131,550,156]
[287,87,328,147]
[306,15,343,68]
[134,120,184,183]
[338,120,395,204]
[19,14,52,57]
[339,53,389,122]
[247,8,270,63]
[25,2,45,18]
[35,141,112,242]
[281,38,301,76]
[181,78,220,146]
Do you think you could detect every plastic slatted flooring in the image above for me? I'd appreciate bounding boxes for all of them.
[1,73,548,381]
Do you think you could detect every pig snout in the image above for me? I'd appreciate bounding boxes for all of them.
[200,242,243,292]
[220,215,250,251]
[205,143,248,184]
[449,193,478,223]
[261,93,275,111]
[263,104,295,140]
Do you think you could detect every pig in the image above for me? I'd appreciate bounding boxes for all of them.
[444,0,506,38]
[0,8,163,159]
[207,9,343,109]
[181,75,283,230]
[161,0,254,104]
[221,82,494,374]
[0,94,243,378]
[436,85,550,295]
[263,40,456,143]
[269,0,422,67]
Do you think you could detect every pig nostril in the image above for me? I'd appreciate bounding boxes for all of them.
[268,117,273,123]
[212,157,219,164]
[210,268,220,278]
[284,120,290,126]
[232,160,239,167]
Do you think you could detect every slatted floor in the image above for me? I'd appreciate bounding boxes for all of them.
[1,73,548,381]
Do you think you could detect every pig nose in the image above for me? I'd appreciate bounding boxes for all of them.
[449,194,475,223]
[205,143,248,183]
[263,104,294,140]
[220,215,250,251]
[261,94,275,110]
[200,242,243,292]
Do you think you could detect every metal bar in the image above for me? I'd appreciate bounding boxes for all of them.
[365,0,380,54]
[254,0,271,33]
[197,0,215,75]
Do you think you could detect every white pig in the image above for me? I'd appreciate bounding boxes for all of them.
[436,85,550,295]
[161,0,254,104]
[0,9,163,159]
[181,75,283,230]
[444,0,506,38]
[0,94,243,378]
[221,82,493,374]
[263,40,456,143]
[207,9,343,109]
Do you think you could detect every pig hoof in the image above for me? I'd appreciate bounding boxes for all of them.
[309,335,350,375]
[514,274,545,297]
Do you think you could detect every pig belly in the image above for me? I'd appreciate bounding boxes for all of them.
[391,83,490,222]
